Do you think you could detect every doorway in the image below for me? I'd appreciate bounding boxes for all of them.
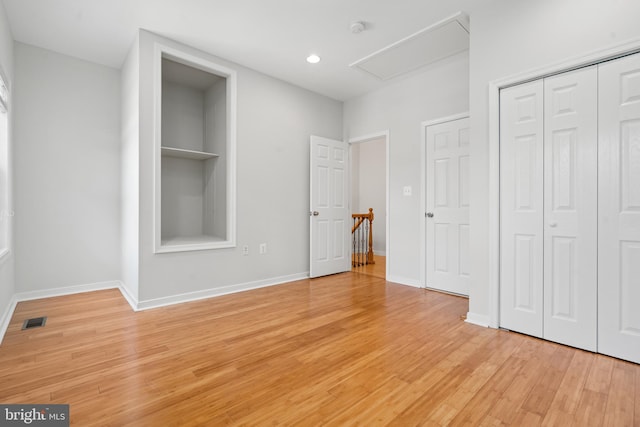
[349,132,389,279]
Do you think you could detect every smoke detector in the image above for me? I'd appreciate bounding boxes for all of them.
[350,21,366,34]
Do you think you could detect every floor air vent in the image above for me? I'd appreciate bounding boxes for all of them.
[22,316,47,330]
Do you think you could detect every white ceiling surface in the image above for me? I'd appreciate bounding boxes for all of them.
[1,0,490,101]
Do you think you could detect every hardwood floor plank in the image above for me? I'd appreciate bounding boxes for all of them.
[544,349,593,418]
[323,376,410,425]
[521,344,574,416]
[352,254,386,279]
[602,364,636,426]
[584,355,614,394]
[449,334,528,423]
[0,274,638,426]
[574,389,608,427]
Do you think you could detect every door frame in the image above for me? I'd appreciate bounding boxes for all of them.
[420,113,469,290]
[487,37,640,328]
[348,130,390,280]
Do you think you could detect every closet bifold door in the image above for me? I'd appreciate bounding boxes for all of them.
[598,52,640,364]
[543,66,598,352]
[499,80,544,337]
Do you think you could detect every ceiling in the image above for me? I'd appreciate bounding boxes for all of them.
[1,0,491,101]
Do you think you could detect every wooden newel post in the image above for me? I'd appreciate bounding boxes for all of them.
[367,208,375,264]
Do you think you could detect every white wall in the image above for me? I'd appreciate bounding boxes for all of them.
[121,35,139,301]
[351,138,386,255]
[0,1,15,330]
[344,52,469,285]
[14,43,121,292]
[130,31,343,303]
[468,0,640,323]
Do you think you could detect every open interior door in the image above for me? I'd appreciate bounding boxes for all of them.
[310,135,351,278]
[425,117,470,295]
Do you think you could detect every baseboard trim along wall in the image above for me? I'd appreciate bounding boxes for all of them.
[117,283,138,312]
[0,295,18,345]
[386,275,422,288]
[14,280,122,302]
[465,312,490,328]
[134,272,309,311]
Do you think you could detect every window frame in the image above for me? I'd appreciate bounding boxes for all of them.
[0,66,11,261]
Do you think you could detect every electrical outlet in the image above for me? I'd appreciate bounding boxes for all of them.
[403,186,412,196]
[259,243,267,254]
[242,245,249,256]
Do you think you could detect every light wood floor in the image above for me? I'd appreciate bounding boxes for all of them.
[352,254,386,279]
[0,274,638,426]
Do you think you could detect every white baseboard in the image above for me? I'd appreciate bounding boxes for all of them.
[0,295,18,345]
[135,272,309,311]
[386,275,422,288]
[14,280,121,302]
[465,312,490,328]
[117,283,139,311]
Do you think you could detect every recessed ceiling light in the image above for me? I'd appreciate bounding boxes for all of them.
[306,54,321,64]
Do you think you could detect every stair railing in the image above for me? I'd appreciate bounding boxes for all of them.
[352,208,375,267]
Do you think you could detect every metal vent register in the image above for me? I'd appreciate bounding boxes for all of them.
[22,316,47,330]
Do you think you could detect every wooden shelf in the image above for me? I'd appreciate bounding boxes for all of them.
[161,146,219,160]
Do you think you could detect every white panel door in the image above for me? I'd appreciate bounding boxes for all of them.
[310,135,351,278]
[425,117,470,295]
[500,80,544,337]
[598,53,640,364]
[543,66,598,351]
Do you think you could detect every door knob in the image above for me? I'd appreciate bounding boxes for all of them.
[549,221,558,227]
[426,212,434,218]
[310,211,319,216]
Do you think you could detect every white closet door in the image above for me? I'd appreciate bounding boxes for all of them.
[425,117,470,295]
[543,67,598,351]
[598,53,640,364]
[500,80,544,337]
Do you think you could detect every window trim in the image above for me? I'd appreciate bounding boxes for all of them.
[0,66,11,262]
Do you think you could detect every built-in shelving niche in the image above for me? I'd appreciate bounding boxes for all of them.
[155,46,236,253]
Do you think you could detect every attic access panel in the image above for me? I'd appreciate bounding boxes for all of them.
[350,12,469,81]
